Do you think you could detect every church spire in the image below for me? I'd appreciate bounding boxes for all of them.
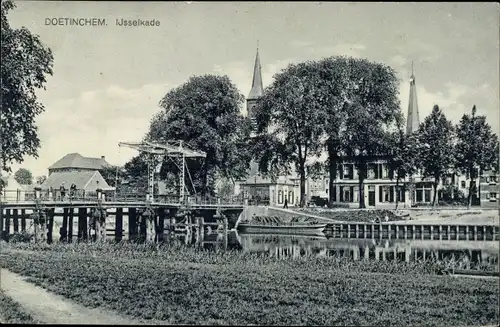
[406,61,420,134]
[248,44,263,100]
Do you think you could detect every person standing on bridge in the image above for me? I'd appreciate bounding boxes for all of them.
[283,196,288,209]
[60,182,66,201]
[70,183,77,200]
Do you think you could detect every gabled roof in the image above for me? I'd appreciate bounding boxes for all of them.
[40,170,111,190]
[48,153,109,170]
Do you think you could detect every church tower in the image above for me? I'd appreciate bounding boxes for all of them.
[406,62,420,134]
[247,45,264,132]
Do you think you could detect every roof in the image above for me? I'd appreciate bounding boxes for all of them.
[40,171,111,190]
[48,153,110,170]
[247,47,264,100]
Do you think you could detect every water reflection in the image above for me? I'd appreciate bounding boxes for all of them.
[188,230,498,270]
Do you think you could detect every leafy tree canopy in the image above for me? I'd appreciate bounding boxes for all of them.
[252,61,329,206]
[1,0,54,172]
[455,105,499,177]
[14,168,33,185]
[147,75,252,196]
[417,105,455,206]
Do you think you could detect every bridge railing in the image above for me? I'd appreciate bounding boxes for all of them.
[0,189,247,206]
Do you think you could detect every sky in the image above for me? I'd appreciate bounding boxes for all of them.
[5,1,500,177]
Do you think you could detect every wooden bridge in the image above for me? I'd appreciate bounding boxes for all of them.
[0,187,245,244]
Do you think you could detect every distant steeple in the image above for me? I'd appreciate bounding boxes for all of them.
[406,61,420,134]
[248,44,263,100]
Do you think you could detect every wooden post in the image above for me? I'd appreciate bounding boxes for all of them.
[388,225,391,240]
[128,208,137,241]
[223,214,228,250]
[364,246,370,260]
[157,209,166,243]
[78,208,88,241]
[47,208,55,244]
[465,226,469,241]
[421,225,424,240]
[474,226,478,241]
[21,209,26,232]
[13,209,19,233]
[371,224,374,239]
[438,225,443,241]
[60,208,69,242]
[447,225,451,241]
[355,224,359,239]
[430,226,434,240]
[363,224,367,239]
[412,225,415,240]
[115,208,123,242]
[95,208,107,242]
[347,224,351,239]
[145,210,156,243]
[483,226,487,241]
[34,210,47,243]
[68,209,74,243]
[456,225,460,241]
[196,217,205,245]
[5,209,11,239]
[395,225,399,239]
[404,225,408,240]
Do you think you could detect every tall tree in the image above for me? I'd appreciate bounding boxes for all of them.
[147,75,252,196]
[417,105,455,207]
[387,116,419,209]
[455,105,499,208]
[317,57,401,207]
[14,168,33,185]
[1,0,54,172]
[340,104,395,208]
[253,61,327,207]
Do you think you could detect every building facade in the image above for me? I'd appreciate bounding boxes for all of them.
[235,51,498,208]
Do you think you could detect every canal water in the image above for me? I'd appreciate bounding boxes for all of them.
[197,231,499,271]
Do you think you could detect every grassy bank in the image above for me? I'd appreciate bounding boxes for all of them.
[0,242,498,326]
[0,290,38,324]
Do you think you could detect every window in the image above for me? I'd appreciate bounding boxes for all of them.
[461,181,466,188]
[486,177,490,183]
[489,193,497,202]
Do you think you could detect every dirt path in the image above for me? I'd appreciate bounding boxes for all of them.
[0,268,166,325]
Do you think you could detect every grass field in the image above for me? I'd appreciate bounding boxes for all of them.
[0,242,498,326]
[0,290,38,324]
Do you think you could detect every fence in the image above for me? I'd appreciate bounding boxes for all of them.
[0,189,247,206]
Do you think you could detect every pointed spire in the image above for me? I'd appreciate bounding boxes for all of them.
[406,62,420,134]
[248,44,263,100]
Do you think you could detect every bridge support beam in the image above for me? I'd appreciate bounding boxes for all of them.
[94,208,107,243]
[33,210,48,244]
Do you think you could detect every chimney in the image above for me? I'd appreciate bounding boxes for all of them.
[101,156,105,160]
